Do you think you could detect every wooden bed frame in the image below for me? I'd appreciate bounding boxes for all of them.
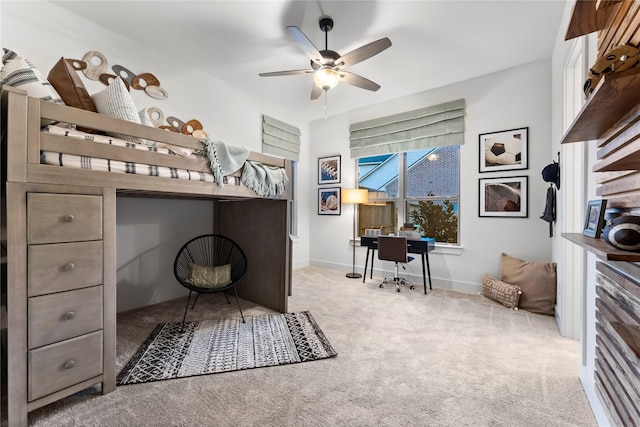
[1,86,293,426]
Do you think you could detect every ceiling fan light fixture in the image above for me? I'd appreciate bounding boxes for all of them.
[313,67,340,90]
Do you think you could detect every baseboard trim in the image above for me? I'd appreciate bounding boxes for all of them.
[308,260,480,294]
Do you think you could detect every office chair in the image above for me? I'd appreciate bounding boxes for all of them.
[377,236,415,292]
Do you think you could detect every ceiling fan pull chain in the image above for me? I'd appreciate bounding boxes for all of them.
[324,91,328,119]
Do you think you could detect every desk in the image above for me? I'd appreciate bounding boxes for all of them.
[360,236,434,294]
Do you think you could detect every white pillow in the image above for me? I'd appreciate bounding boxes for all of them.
[0,48,63,104]
[138,108,156,147]
[92,76,142,143]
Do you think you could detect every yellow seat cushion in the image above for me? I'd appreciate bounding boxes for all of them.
[185,263,232,289]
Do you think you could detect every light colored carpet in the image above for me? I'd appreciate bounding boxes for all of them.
[27,266,596,426]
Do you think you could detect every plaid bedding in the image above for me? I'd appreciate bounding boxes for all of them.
[40,126,241,185]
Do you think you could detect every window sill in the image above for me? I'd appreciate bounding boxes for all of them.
[433,244,464,255]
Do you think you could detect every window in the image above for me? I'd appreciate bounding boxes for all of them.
[358,146,460,244]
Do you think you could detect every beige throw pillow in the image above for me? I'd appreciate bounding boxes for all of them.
[482,274,522,310]
[501,253,556,315]
[185,263,232,289]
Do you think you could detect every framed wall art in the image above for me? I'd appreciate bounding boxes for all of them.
[318,155,341,185]
[479,176,528,218]
[318,187,341,215]
[583,199,607,238]
[479,127,528,172]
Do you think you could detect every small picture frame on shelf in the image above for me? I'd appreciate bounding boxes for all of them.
[318,187,341,215]
[583,199,607,238]
[479,127,528,173]
[318,155,341,185]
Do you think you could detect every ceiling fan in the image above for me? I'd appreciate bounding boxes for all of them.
[259,16,392,100]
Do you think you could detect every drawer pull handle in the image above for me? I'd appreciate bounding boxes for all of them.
[63,360,76,370]
[64,262,76,272]
[63,214,75,222]
[64,311,76,320]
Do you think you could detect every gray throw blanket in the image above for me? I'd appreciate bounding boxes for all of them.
[241,160,289,197]
[201,138,288,197]
[201,138,250,187]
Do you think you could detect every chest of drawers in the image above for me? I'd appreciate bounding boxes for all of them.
[26,193,106,403]
[4,184,117,426]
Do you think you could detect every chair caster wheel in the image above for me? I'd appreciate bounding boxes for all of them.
[410,285,415,290]
[396,288,401,293]
[379,284,384,288]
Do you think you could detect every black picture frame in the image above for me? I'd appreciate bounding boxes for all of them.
[318,187,341,215]
[479,127,529,173]
[318,155,341,185]
[479,176,528,218]
[583,199,607,238]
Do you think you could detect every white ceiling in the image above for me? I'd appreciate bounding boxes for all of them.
[51,0,567,122]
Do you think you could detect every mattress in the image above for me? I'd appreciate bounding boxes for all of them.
[40,125,242,185]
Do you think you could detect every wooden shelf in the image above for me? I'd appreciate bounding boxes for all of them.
[561,68,640,144]
[565,0,621,40]
[562,232,640,261]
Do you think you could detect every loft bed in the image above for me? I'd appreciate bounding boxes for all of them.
[1,85,293,425]
[2,86,292,200]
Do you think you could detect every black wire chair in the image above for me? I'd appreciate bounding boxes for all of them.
[173,234,247,325]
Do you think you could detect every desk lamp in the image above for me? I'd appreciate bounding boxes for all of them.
[341,188,369,279]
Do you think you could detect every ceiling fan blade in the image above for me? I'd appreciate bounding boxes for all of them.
[259,69,312,77]
[311,84,323,100]
[337,37,392,68]
[340,71,381,91]
[287,26,323,65]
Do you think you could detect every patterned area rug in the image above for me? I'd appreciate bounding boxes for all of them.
[116,311,337,385]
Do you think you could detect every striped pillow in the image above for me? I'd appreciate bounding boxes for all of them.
[482,274,522,310]
[92,76,142,144]
[0,48,63,103]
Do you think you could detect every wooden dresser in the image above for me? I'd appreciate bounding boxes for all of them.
[3,183,116,425]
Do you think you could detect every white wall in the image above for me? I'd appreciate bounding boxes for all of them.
[308,60,554,293]
[1,1,311,311]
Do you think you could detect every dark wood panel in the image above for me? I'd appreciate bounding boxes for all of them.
[597,261,640,300]
[565,0,621,40]
[594,262,640,426]
[594,137,640,171]
[216,199,290,313]
[596,319,640,394]
[597,91,640,148]
[597,109,640,156]
[596,170,635,184]
[598,0,634,54]
[595,379,624,427]
[596,277,640,325]
[595,191,640,209]
[595,352,637,426]
[596,171,640,197]
[618,2,640,47]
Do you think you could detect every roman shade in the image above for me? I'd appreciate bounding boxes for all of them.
[262,115,301,161]
[349,99,465,158]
